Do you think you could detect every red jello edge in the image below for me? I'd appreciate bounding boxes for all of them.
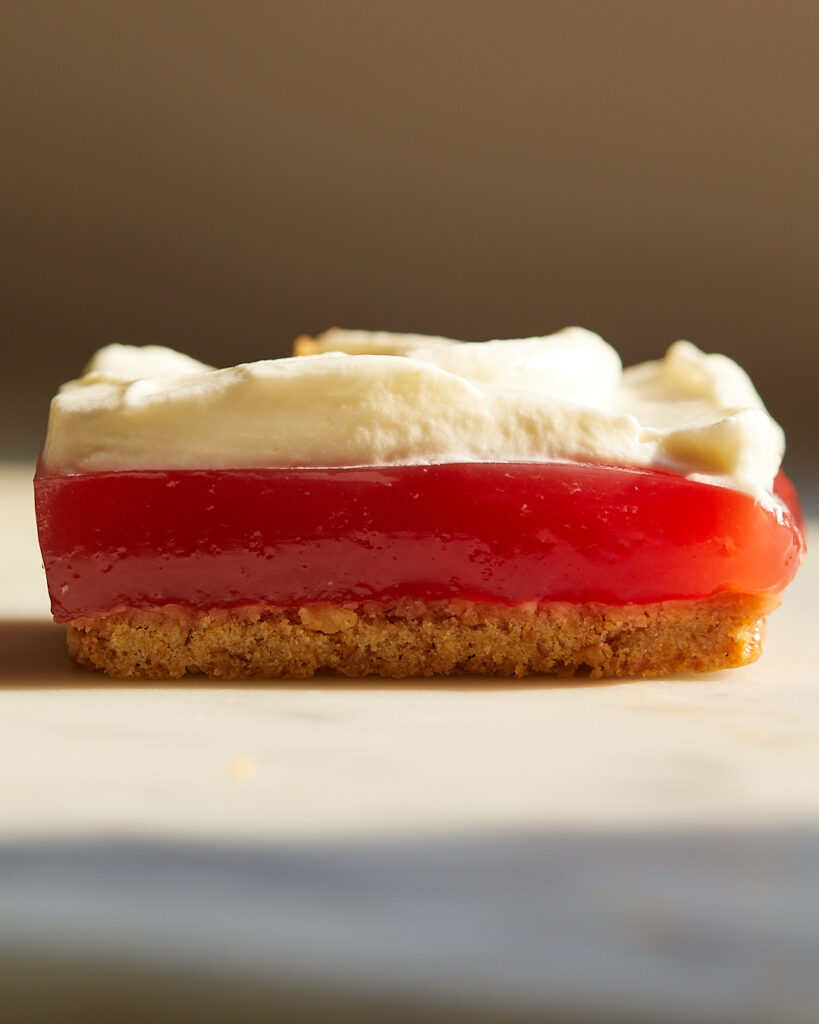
[34,461,806,623]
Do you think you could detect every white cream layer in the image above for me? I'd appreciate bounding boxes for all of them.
[42,327,785,505]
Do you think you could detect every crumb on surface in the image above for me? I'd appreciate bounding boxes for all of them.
[226,754,258,781]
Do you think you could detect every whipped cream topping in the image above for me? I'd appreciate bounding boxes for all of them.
[42,327,785,505]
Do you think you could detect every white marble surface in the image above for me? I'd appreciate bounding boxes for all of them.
[2,463,817,1022]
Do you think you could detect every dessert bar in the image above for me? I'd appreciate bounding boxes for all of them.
[35,329,805,679]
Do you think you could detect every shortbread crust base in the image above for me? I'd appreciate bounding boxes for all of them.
[66,593,777,680]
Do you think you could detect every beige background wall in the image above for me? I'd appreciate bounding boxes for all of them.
[2,2,817,491]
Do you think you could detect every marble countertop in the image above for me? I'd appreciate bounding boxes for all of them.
[2,463,817,1022]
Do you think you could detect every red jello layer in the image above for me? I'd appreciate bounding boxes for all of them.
[34,462,805,623]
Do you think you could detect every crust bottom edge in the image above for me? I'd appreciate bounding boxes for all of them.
[65,593,778,680]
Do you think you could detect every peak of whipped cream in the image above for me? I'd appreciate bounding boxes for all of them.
[42,327,785,506]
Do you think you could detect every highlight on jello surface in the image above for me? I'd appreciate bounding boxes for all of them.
[35,328,805,681]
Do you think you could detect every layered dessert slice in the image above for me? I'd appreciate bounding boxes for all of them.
[35,328,805,679]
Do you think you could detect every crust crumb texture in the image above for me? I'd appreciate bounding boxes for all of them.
[66,594,776,681]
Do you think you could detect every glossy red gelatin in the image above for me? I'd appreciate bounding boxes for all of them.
[34,462,805,624]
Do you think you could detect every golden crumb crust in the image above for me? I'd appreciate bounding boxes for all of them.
[292,334,319,356]
[66,593,778,681]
